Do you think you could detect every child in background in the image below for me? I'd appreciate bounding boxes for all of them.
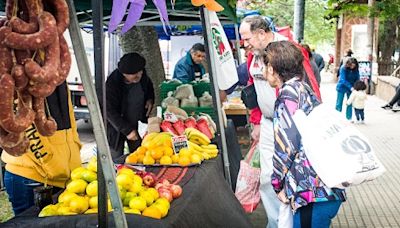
[347,80,367,123]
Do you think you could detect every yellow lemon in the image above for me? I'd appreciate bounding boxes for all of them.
[38,204,59,217]
[163,147,174,157]
[87,156,97,172]
[70,167,86,180]
[150,147,164,160]
[152,202,169,218]
[190,154,202,164]
[131,174,143,186]
[81,169,97,182]
[159,155,173,165]
[84,208,98,214]
[116,173,133,190]
[142,155,155,165]
[69,196,89,214]
[117,168,136,179]
[178,148,191,158]
[155,198,170,210]
[66,179,88,194]
[124,208,141,215]
[128,181,143,194]
[129,196,147,212]
[137,154,145,164]
[125,153,138,164]
[178,156,191,166]
[146,188,159,200]
[89,196,98,209]
[58,191,78,206]
[123,192,137,206]
[57,206,78,215]
[171,154,179,164]
[139,191,154,206]
[86,180,98,197]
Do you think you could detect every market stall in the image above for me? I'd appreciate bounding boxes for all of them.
[0,0,249,227]
[3,154,250,228]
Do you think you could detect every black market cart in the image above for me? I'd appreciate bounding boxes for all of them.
[0,0,248,227]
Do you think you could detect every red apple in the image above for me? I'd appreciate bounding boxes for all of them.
[158,188,173,202]
[142,173,156,187]
[161,179,171,187]
[155,183,163,190]
[170,184,182,199]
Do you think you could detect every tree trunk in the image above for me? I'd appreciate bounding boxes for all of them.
[118,26,165,107]
[378,19,397,75]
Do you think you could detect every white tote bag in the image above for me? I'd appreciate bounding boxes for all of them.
[292,103,385,188]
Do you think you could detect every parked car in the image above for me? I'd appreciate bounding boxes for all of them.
[68,82,90,122]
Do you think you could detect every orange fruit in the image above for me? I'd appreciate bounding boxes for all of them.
[171,154,179,164]
[178,156,191,166]
[143,155,155,165]
[150,147,164,160]
[142,206,162,219]
[135,146,147,155]
[204,0,224,12]
[159,156,173,165]
[125,154,138,164]
[163,147,174,157]
[137,154,145,164]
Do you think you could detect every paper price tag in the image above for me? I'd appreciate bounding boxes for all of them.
[172,135,189,154]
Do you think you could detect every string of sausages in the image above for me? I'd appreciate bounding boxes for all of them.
[0,0,71,156]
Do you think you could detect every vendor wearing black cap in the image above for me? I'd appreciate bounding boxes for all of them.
[106,52,154,161]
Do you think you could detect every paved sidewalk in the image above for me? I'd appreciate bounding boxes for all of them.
[320,73,400,227]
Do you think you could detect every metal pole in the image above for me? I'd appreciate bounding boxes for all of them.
[91,0,108,226]
[66,0,128,227]
[234,24,242,65]
[293,0,305,43]
[200,7,232,187]
[367,0,375,94]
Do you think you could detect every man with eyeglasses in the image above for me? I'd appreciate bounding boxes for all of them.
[239,15,288,228]
[173,43,206,83]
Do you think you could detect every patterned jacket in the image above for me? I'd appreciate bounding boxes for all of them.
[271,78,345,211]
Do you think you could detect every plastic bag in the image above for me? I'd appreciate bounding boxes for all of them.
[292,103,386,188]
[199,91,213,107]
[174,84,195,100]
[161,91,179,108]
[235,142,261,213]
[181,96,198,108]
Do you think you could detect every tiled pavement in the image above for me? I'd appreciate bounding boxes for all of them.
[321,73,400,227]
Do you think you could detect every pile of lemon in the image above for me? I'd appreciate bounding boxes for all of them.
[39,159,170,219]
[125,129,218,166]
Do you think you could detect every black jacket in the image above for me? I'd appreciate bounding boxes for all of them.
[105,69,154,136]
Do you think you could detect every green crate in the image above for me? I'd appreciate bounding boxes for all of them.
[191,82,211,98]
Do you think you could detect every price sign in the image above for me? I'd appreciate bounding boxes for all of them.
[172,135,189,154]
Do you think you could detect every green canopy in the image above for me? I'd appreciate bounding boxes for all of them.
[0,0,237,24]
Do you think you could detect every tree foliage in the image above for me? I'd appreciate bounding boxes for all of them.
[242,0,336,46]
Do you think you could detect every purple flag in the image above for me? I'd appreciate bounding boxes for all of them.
[121,0,146,34]
[152,0,169,24]
[108,0,130,33]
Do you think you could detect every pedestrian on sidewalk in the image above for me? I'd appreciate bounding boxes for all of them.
[347,80,367,123]
[381,83,400,112]
[335,57,360,121]
[263,41,346,228]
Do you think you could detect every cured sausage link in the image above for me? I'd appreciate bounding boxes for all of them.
[24,33,60,83]
[43,0,69,34]
[9,0,44,34]
[0,127,24,148]
[1,136,29,157]
[0,73,35,133]
[0,27,13,75]
[53,35,71,86]
[12,64,29,90]
[32,97,57,136]
[4,11,58,50]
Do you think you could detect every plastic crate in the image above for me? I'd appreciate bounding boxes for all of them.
[191,81,211,98]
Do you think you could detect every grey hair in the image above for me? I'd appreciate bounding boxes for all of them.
[242,15,271,33]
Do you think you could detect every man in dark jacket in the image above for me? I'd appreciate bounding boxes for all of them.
[173,43,206,83]
[106,53,154,160]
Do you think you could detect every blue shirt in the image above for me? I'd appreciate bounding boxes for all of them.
[336,65,360,93]
[173,52,205,83]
